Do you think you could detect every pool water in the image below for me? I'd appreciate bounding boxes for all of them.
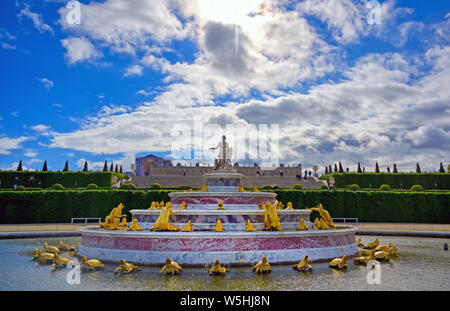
[0,236,449,291]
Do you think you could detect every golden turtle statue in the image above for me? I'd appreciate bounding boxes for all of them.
[160,257,182,275]
[35,249,55,264]
[374,250,390,261]
[209,260,227,275]
[253,256,271,274]
[293,255,312,271]
[353,253,376,265]
[329,255,348,269]
[81,256,104,271]
[52,253,71,268]
[115,259,141,274]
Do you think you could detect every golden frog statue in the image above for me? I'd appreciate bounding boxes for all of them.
[329,255,348,269]
[43,242,60,254]
[209,260,227,275]
[58,241,76,252]
[374,250,390,261]
[286,202,293,210]
[128,219,143,231]
[238,184,246,192]
[151,202,180,231]
[201,184,208,192]
[308,204,335,229]
[297,218,308,231]
[118,218,128,231]
[115,259,141,274]
[35,249,55,264]
[214,219,225,232]
[253,256,271,274]
[353,253,376,265]
[217,200,225,210]
[356,237,364,247]
[293,255,312,271]
[245,219,257,232]
[264,202,281,231]
[178,201,188,209]
[253,185,259,192]
[181,220,194,232]
[52,253,71,268]
[375,242,392,252]
[362,238,379,249]
[358,249,375,257]
[160,257,182,275]
[81,256,104,271]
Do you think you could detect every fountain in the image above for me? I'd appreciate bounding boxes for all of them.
[78,136,358,266]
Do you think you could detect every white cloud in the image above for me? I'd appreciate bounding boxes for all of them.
[0,135,29,155]
[1,42,16,50]
[124,64,143,77]
[24,150,38,158]
[38,78,54,90]
[61,36,102,64]
[17,4,54,34]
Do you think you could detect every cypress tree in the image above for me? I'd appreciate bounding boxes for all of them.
[338,162,344,173]
[103,161,108,172]
[110,162,114,172]
[83,161,88,172]
[17,160,23,171]
[393,163,398,173]
[325,166,328,175]
[439,162,445,173]
[42,161,48,172]
[120,165,123,174]
[328,165,332,174]
[375,162,380,173]
[115,164,118,173]
[357,162,362,173]
[387,166,390,173]
[63,160,69,172]
[416,162,421,173]
[334,163,338,173]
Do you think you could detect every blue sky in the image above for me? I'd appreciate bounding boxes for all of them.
[0,0,449,173]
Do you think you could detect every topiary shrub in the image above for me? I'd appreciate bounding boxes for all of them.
[293,184,303,190]
[411,185,424,192]
[15,185,26,191]
[347,184,360,190]
[178,185,191,190]
[86,183,99,190]
[50,183,65,190]
[272,185,280,189]
[120,183,137,190]
[380,184,391,191]
[149,183,162,190]
[262,185,273,190]
[320,184,329,190]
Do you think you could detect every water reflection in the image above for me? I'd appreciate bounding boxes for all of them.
[0,236,449,291]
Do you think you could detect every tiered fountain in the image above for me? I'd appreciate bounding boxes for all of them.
[78,136,357,266]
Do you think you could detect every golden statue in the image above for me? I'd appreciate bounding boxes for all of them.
[374,250,390,261]
[308,204,335,229]
[149,202,158,209]
[58,241,76,252]
[128,219,143,231]
[375,242,392,252]
[115,259,141,274]
[31,248,42,259]
[389,245,399,256]
[238,184,246,192]
[100,203,127,229]
[181,220,194,232]
[99,215,113,228]
[81,256,104,271]
[358,249,375,257]
[297,218,308,230]
[158,201,165,209]
[118,218,128,231]
[214,219,225,232]
[160,257,182,275]
[209,260,227,275]
[43,243,60,254]
[286,202,293,210]
[276,201,284,210]
[245,220,257,232]
[253,185,259,192]
[319,218,330,230]
[264,202,281,231]
[151,202,180,231]
[52,253,71,268]
[362,238,379,249]
[253,256,271,274]
[258,202,265,210]
[353,253,376,265]
[217,200,225,210]
[293,255,312,271]
[34,249,55,264]
[201,184,208,192]
[313,218,320,230]
[356,237,364,247]
[107,217,121,230]
[178,201,188,209]
[329,255,348,269]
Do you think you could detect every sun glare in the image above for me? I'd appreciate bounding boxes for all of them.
[198,0,267,27]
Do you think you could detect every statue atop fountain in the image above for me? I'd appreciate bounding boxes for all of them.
[211,135,234,172]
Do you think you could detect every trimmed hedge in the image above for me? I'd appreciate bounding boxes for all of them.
[330,173,450,190]
[0,190,448,224]
[0,171,128,189]
[380,184,391,191]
